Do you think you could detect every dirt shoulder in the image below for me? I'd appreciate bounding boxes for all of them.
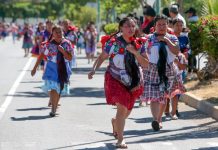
[184,78,218,106]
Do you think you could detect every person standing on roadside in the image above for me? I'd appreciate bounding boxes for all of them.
[21,23,33,57]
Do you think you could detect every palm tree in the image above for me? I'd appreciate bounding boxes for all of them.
[201,0,218,15]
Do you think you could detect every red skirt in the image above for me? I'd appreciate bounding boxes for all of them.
[104,72,143,110]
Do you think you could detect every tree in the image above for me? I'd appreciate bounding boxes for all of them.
[101,0,140,23]
[74,6,97,27]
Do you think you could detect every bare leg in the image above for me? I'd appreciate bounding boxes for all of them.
[150,102,159,121]
[87,53,91,64]
[50,90,60,115]
[157,103,166,128]
[164,98,170,114]
[91,53,94,62]
[115,103,128,144]
[171,96,178,119]
[48,92,51,107]
[112,109,131,139]
[24,48,27,57]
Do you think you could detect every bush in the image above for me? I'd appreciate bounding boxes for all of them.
[188,15,218,59]
[103,23,118,35]
[189,15,218,80]
[200,16,218,59]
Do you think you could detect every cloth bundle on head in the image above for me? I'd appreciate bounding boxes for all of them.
[169,5,179,14]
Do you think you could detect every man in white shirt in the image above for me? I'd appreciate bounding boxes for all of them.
[169,4,186,28]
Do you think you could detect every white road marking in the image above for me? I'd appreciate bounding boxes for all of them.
[140,142,176,150]
[73,142,109,150]
[160,142,173,145]
[208,142,218,147]
[0,57,33,120]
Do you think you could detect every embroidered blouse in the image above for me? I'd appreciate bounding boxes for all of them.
[104,36,146,85]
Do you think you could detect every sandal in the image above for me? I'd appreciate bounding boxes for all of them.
[48,102,61,107]
[159,122,163,129]
[111,118,118,139]
[49,112,56,117]
[116,141,128,149]
[152,120,160,131]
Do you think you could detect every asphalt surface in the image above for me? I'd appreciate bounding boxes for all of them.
[0,36,217,150]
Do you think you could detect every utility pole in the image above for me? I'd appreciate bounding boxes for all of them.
[155,0,161,15]
[96,0,100,42]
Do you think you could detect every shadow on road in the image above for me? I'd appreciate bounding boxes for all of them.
[72,67,106,75]
[46,140,116,150]
[20,81,43,84]
[6,87,104,98]
[11,115,51,121]
[66,87,105,98]
[192,147,218,150]
[127,120,218,144]
[16,107,49,111]
[6,91,48,98]
[87,102,107,106]
[129,109,213,125]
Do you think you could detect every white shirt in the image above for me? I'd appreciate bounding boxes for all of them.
[147,44,176,64]
[145,33,179,64]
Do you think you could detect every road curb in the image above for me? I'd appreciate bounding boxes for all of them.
[181,92,218,120]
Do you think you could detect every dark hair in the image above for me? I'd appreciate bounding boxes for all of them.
[172,18,183,25]
[48,25,62,42]
[154,14,168,25]
[109,17,136,38]
[143,6,156,17]
[157,41,169,90]
[162,7,170,17]
[185,7,197,16]
[36,22,43,33]
[127,13,134,17]
[46,19,53,24]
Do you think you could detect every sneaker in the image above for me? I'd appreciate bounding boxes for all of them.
[165,113,171,121]
[171,114,178,120]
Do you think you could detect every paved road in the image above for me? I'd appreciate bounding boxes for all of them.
[0,36,217,150]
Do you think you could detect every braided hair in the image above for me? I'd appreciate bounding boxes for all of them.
[49,25,69,92]
[154,15,170,90]
[119,17,140,90]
